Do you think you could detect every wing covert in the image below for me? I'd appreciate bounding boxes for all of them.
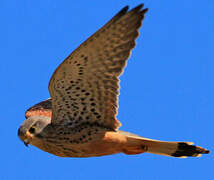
[25,99,52,119]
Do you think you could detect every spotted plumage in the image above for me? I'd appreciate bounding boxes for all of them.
[18,4,209,158]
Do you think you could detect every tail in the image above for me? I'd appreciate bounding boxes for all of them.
[120,131,210,158]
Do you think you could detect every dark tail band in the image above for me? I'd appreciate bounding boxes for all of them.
[171,142,210,158]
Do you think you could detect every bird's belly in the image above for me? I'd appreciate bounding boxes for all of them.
[42,131,128,157]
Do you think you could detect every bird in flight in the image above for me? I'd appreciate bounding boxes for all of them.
[18,4,209,158]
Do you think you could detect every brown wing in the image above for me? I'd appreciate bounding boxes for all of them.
[25,99,52,119]
[48,4,148,130]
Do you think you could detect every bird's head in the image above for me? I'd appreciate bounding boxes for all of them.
[18,115,51,147]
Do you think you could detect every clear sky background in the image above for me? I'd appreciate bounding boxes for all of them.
[1,0,213,179]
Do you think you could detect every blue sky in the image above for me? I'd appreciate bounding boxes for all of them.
[1,0,213,179]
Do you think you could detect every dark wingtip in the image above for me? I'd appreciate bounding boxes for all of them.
[119,5,129,14]
[171,142,210,158]
[142,8,149,14]
[128,4,148,14]
[133,4,144,11]
[123,5,129,11]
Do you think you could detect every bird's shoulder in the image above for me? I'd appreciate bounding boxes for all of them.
[25,99,52,119]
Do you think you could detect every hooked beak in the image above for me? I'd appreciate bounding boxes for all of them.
[24,140,29,147]
[18,127,30,147]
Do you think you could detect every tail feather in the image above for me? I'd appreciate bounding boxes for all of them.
[120,131,210,158]
[143,140,209,158]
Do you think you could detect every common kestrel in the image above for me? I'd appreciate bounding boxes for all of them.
[18,4,209,158]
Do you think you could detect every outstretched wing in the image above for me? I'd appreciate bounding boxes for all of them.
[25,99,52,119]
[49,4,148,130]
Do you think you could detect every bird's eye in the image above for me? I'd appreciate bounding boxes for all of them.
[29,127,36,134]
